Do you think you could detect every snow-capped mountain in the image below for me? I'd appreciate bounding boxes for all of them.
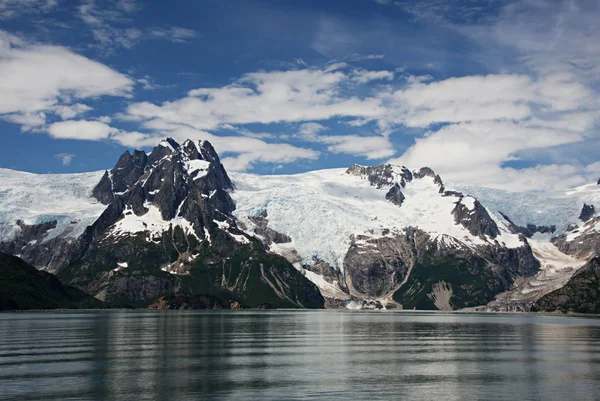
[1,139,323,308]
[1,138,599,311]
[231,163,542,309]
[232,165,523,271]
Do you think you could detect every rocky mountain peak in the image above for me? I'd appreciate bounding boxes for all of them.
[346,164,452,208]
[346,164,413,189]
[452,196,501,239]
[93,138,232,207]
[88,138,237,248]
[413,167,445,193]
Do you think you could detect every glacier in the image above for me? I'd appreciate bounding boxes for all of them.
[0,168,106,242]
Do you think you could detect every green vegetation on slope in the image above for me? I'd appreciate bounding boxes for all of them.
[0,253,104,310]
[392,252,504,310]
[532,257,600,314]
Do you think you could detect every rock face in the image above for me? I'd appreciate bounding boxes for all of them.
[579,204,595,222]
[346,164,414,189]
[56,139,324,308]
[147,293,243,310]
[452,197,500,239]
[499,212,556,238]
[552,204,600,259]
[0,220,88,273]
[342,228,539,310]
[248,210,292,244]
[532,257,600,313]
[385,184,405,206]
[0,253,103,310]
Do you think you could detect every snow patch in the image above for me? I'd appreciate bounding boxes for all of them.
[159,139,175,151]
[303,269,349,299]
[109,202,200,242]
[184,159,211,180]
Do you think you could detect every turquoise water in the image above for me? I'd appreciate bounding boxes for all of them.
[1,311,600,400]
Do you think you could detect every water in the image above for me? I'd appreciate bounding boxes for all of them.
[1,311,600,401]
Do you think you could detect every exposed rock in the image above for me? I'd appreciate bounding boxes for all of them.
[532,257,600,313]
[552,217,600,259]
[148,293,241,310]
[249,210,292,244]
[579,204,595,222]
[342,225,539,310]
[452,197,500,239]
[499,212,556,238]
[443,190,464,198]
[303,258,339,284]
[412,167,445,193]
[0,220,89,273]
[344,230,418,298]
[346,164,413,188]
[427,281,453,310]
[385,184,405,206]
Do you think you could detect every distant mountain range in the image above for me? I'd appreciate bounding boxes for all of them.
[1,138,599,312]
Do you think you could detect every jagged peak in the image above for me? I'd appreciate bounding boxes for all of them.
[93,138,231,206]
[346,163,412,189]
[346,163,448,195]
[158,138,180,151]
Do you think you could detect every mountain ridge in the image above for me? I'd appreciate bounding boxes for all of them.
[0,138,599,311]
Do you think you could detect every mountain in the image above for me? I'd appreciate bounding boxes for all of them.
[532,257,600,313]
[1,138,599,311]
[527,202,600,313]
[0,252,103,310]
[1,139,323,309]
[231,164,540,310]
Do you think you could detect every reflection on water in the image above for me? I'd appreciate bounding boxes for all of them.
[1,311,600,400]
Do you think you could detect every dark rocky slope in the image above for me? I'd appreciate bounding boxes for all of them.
[0,253,103,310]
[532,257,600,314]
[57,139,324,309]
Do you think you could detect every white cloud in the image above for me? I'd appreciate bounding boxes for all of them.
[148,27,198,43]
[2,112,46,131]
[381,73,596,128]
[351,69,394,84]
[152,126,320,172]
[54,152,75,166]
[78,1,198,49]
[125,67,385,131]
[47,120,120,140]
[115,0,139,13]
[53,103,93,120]
[0,0,57,19]
[320,135,394,159]
[295,122,394,159]
[389,118,593,191]
[0,31,133,126]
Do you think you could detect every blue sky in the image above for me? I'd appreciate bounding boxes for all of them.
[0,0,599,191]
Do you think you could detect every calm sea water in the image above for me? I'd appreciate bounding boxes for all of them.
[1,310,600,401]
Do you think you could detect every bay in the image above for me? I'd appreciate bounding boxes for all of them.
[1,310,600,401]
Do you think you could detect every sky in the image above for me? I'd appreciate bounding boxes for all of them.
[0,0,599,192]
